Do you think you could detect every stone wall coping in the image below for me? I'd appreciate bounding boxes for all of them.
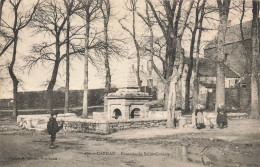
[226,113,248,116]
[17,113,77,118]
[105,95,153,99]
[107,118,167,123]
[149,110,182,113]
[62,118,167,124]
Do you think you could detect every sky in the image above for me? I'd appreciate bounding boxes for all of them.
[0,0,253,99]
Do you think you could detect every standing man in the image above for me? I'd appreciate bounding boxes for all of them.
[47,111,64,149]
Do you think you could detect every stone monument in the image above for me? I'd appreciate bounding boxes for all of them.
[104,63,152,120]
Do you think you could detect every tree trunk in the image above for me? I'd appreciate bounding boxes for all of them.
[82,15,90,118]
[167,39,184,128]
[215,0,231,112]
[46,59,60,114]
[135,43,141,88]
[215,16,227,112]
[192,4,204,125]
[163,38,177,110]
[146,2,154,94]
[0,0,5,27]
[185,0,205,114]
[185,30,197,114]
[131,1,141,88]
[192,27,204,126]
[167,77,177,128]
[8,35,19,120]
[46,35,61,114]
[164,82,170,110]
[192,58,199,126]
[103,10,111,95]
[250,0,259,118]
[64,8,70,113]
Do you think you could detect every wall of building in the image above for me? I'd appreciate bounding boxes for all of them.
[206,87,251,112]
[204,39,252,76]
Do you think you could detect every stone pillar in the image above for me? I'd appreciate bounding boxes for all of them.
[122,105,130,119]
[104,97,108,113]
[144,103,150,118]
[107,104,111,120]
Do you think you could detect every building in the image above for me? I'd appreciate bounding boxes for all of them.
[196,58,241,109]
[204,18,260,78]
[203,19,260,111]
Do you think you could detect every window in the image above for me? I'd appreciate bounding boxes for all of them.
[113,109,122,119]
[241,83,247,88]
[130,108,141,118]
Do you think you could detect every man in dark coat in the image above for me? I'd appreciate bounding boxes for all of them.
[47,111,64,149]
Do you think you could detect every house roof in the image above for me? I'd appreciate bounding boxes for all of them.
[204,18,260,50]
[198,58,240,78]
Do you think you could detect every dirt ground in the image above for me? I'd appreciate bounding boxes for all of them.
[0,116,260,167]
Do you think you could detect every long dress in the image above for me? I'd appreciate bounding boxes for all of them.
[197,112,204,124]
[217,112,228,128]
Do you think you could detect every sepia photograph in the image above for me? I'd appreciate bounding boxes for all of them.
[0,0,260,166]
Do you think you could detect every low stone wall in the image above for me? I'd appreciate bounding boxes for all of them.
[181,112,249,128]
[148,110,182,119]
[227,113,249,119]
[63,121,109,134]
[17,114,166,134]
[17,112,248,134]
[107,118,167,133]
[17,113,78,131]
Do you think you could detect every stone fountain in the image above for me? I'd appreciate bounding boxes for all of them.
[104,64,152,120]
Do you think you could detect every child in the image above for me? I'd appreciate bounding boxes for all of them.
[47,111,64,149]
[216,107,228,129]
[195,109,205,129]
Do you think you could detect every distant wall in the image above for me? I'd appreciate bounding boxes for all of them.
[16,88,118,110]
[11,86,159,110]
[0,99,13,110]
[206,87,251,112]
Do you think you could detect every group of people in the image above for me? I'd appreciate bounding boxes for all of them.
[195,106,228,130]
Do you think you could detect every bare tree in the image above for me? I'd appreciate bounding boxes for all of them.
[215,0,231,112]
[81,0,102,118]
[146,0,193,111]
[192,0,206,126]
[144,0,193,127]
[64,0,78,113]
[28,0,82,114]
[64,0,71,114]
[118,0,141,88]
[185,0,206,114]
[250,0,259,118]
[145,0,194,127]
[166,0,194,128]
[1,0,39,119]
[137,1,154,91]
[0,0,14,57]
[101,0,111,95]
